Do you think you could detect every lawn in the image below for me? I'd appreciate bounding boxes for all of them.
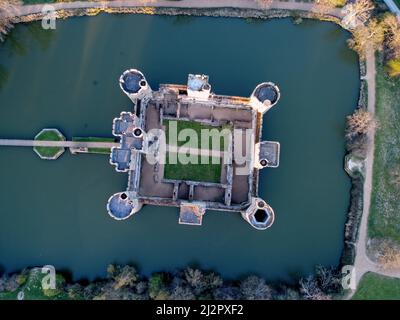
[368,54,400,243]
[0,269,71,300]
[164,119,231,151]
[34,129,64,158]
[164,152,222,183]
[72,136,115,154]
[352,272,400,300]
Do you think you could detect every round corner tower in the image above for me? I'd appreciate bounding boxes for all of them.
[119,69,152,102]
[241,197,275,230]
[106,192,143,221]
[250,82,281,114]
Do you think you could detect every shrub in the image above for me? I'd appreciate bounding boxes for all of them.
[387,59,400,78]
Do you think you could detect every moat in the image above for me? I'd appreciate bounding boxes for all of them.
[0,14,359,281]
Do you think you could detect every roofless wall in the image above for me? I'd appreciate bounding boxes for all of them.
[107,70,281,230]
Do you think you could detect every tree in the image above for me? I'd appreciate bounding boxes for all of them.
[135,281,148,295]
[348,19,385,58]
[315,265,342,294]
[346,108,376,138]
[112,265,138,290]
[169,284,195,300]
[342,0,375,29]
[275,286,301,300]
[184,268,222,297]
[239,275,273,300]
[346,132,368,157]
[382,14,400,59]
[0,0,22,42]
[214,286,242,300]
[148,273,170,300]
[299,276,331,300]
[387,59,400,78]
[66,283,84,300]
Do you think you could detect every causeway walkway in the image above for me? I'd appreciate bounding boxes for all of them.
[0,139,119,148]
[0,139,226,157]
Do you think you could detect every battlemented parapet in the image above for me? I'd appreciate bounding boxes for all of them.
[107,69,281,230]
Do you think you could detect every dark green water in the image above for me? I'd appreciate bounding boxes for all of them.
[0,14,359,281]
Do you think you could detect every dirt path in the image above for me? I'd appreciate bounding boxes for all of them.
[352,47,377,288]
[10,0,343,19]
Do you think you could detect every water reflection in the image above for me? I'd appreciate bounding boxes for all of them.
[27,22,55,51]
[0,65,9,90]
[3,21,55,56]
[172,15,195,26]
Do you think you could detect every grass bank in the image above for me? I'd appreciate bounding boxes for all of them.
[72,136,115,154]
[368,53,400,244]
[0,269,71,300]
[353,272,400,300]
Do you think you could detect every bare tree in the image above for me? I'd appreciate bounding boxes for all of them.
[382,14,400,59]
[346,108,376,138]
[350,0,374,22]
[348,19,385,58]
[214,286,242,300]
[169,284,195,300]
[342,0,375,29]
[299,276,331,300]
[184,268,222,296]
[315,265,342,293]
[110,265,138,290]
[239,275,273,300]
[0,0,21,42]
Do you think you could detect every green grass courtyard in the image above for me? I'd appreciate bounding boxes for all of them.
[163,152,222,183]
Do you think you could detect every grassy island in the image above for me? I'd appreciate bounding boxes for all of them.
[33,129,65,160]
